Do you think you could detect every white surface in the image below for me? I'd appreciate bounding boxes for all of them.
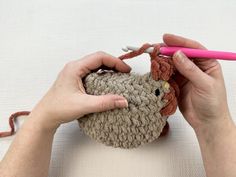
[0,0,236,177]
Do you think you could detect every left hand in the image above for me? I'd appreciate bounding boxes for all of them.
[29,51,131,131]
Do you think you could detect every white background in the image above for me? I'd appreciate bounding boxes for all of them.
[0,0,236,177]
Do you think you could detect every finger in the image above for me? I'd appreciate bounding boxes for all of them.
[163,33,220,75]
[173,51,212,89]
[81,94,128,114]
[172,72,188,88]
[163,33,206,49]
[76,51,131,77]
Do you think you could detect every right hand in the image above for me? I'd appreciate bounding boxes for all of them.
[163,34,233,132]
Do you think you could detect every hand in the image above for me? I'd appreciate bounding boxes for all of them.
[29,51,131,131]
[163,34,232,132]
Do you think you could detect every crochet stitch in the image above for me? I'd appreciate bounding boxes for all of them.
[78,44,179,148]
[0,44,179,149]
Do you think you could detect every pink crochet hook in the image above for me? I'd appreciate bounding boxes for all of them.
[122,46,236,61]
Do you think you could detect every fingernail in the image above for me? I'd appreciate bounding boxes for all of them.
[115,99,128,108]
[127,65,132,71]
[124,63,132,72]
[174,50,185,63]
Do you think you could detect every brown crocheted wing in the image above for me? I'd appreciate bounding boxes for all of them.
[119,43,179,117]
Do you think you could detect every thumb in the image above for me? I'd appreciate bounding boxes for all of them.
[173,51,210,89]
[83,94,128,114]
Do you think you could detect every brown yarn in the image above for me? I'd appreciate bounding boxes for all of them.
[120,43,179,116]
[0,111,30,138]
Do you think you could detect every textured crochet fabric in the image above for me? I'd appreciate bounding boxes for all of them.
[0,44,179,148]
[78,44,179,148]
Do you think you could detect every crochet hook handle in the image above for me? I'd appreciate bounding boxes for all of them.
[123,46,236,61]
[160,47,236,61]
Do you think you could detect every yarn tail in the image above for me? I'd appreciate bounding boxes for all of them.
[0,111,30,138]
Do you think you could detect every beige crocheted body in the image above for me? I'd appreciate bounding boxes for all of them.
[0,43,178,142]
[78,71,171,148]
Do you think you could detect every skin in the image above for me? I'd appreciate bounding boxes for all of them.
[163,34,236,177]
[0,52,130,177]
[0,34,235,177]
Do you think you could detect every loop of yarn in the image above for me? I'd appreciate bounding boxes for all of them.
[79,44,179,148]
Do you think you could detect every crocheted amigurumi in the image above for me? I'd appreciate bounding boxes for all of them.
[0,44,179,149]
[78,44,179,148]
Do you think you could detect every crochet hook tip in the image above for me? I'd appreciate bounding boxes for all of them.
[122,47,129,52]
[122,46,154,54]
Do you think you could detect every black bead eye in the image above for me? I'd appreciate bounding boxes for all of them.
[155,89,160,96]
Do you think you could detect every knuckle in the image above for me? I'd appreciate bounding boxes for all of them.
[193,41,201,46]
[186,62,197,72]
[64,61,74,70]
[97,96,116,111]
[207,79,216,90]
[200,78,215,92]
[94,51,106,57]
[205,82,212,90]
[62,61,76,74]
[98,99,108,111]
[195,41,206,49]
